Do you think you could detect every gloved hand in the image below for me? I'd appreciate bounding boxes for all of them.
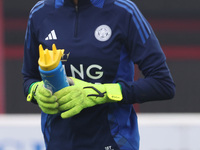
[27,81,59,114]
[54,77,123,119]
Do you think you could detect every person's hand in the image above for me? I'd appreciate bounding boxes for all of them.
[54,77,123,119]
[27,81,59,114]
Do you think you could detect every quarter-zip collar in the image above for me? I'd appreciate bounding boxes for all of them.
[62,0,105,8]
[64,0,92,7]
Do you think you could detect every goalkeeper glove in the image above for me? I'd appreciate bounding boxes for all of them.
[27,81,59,114]
[54,77,123,119]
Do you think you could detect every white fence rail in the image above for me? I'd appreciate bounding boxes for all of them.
[138,113,200,150]
[0,113,200,150]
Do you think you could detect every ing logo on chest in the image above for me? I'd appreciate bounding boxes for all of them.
[63,64,104,80]
[70,64,103,80]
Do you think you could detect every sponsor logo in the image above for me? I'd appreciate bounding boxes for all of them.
[70,64,103,80]
[45,30,57,40]
[105,146,114,150]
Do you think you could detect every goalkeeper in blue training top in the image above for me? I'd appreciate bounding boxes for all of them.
[22,0,175,149]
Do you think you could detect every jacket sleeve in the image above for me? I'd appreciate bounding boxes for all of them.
[21,15,41,97]
[118,5,175,104]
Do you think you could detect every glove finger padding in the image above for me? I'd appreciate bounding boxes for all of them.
[61,105,83,119]
[54,86,82,104]
[39,106,59,115]
[55,86,85,113]
[37,99,59,109]
[58,91,85,112]
[53,86,70,100]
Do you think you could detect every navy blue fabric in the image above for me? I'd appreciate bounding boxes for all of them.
[22,0,175,149]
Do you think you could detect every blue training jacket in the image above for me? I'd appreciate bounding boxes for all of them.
[22,0,175,149]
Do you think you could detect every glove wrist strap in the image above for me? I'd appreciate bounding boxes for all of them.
[104,83,123,101]
[27,82,39,102]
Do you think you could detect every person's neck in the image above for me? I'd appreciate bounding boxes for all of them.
[73,0,78,5]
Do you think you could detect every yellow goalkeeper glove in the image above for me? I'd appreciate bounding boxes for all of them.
[54,77,123,119]
[27,81,59,114]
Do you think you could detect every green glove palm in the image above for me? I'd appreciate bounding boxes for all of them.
[54,77,123,119]
[27,81,59,114]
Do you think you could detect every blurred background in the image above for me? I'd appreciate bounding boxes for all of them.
[0,0,200,149]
